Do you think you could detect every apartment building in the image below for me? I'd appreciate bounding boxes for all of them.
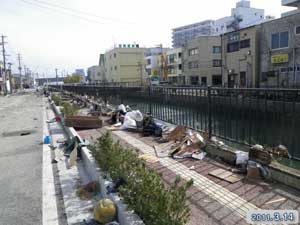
[260,12,300,88]
[221,25,261,88]
[102,45,146,83]
[183,37,222,86]
[281,0,300,17]
[172,0,270,48]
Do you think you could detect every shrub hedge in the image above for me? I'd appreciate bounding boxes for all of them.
[90,132,193,225]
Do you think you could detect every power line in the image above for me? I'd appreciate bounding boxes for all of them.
[33,0,130,24]
[19,0,130,26]
[19,0,106,25]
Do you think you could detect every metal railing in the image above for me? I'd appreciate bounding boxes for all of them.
[49,84,300,159]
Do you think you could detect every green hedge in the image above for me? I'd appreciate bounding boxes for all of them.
[52,94,62,106]
[90,132,193,225]
[61,102,79,116]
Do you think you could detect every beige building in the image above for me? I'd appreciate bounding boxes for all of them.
[103,45,146,84]
[221,25,260,88]
[183,37,222,86]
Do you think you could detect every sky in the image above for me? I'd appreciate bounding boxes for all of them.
[0,0,292,78]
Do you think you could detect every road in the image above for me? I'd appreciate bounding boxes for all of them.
[0,91,43,225]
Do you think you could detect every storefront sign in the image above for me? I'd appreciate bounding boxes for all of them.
[271,54,289,64]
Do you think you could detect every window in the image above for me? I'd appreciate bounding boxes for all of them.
[271,31,289,49]
[228,32,240,42]
[178,64,182,70]
[227,42,239,52]
[114,53,117,58]
[114,66,117,70]
[213,46,221,54]
[189,48,199,56]
[188,61,199,69]
[147,59,151,65]
[178,52,182,58]
[212,75,222,86]
[201,77,207,86]
[296,26,300,35]
[190,76,199,85]
[240,39,250,48]
[212,59,222,67]
[169,54,176,64]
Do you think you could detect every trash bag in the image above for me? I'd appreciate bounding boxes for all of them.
[142,115,162,137]
[120,115,137,130]
[94,199,117,224]
[126,110,143,122]
[236,151,249,165]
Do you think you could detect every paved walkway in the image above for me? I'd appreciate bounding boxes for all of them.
[113,130,258,222]
[0,91,43,225]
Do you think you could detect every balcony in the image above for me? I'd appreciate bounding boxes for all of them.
[282,0,300,7]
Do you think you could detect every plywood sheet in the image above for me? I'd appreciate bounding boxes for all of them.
[209,168,244,183]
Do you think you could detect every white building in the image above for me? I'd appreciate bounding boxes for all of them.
[282,0,300,17]
[87,66,102,84]
[172,0,272,47]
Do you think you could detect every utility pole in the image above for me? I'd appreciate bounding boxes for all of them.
[55,68,58,86]
[7,62,13,93]
[1,35,7,95]
[24,65,27,88]
[17,54,22,89]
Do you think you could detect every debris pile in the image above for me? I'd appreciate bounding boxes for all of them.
[77,181,98,200]
[153,126,208,160]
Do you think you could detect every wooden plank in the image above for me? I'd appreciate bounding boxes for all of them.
[209,168,244,183]
[225,174,244,183]
[209,168,226,177]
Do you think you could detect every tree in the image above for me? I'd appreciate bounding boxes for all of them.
[64,74,83,84]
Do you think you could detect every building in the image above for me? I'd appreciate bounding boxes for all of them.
[221,25,261,88]
[260,12,300,88]
[172,0,270,48]
[183,37,222,86]
[87,54,107,84]
[166,48,184,85]
[145,47,169,77]
[102,44,147,84]
[282,0,300,17]
[172,20,215,48]
[87,66,102,84]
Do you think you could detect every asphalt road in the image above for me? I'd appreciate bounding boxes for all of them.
[0,91,43,225]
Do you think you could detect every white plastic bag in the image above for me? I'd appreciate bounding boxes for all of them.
[236,151,249,165]
[120,116,137,130]
[126,110,143,122]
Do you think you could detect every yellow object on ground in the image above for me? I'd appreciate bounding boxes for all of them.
[93,199,117,224]
[138,154,159,163]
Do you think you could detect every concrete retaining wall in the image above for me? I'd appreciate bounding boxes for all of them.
[50,98,144,225]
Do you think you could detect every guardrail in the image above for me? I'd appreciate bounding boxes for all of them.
[49,84,300,160]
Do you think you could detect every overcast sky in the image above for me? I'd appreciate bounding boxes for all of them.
[0,0,292,77]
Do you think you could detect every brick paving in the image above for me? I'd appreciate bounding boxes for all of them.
[77,128,300,225]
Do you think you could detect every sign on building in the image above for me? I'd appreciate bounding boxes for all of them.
[271,54,289,64]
